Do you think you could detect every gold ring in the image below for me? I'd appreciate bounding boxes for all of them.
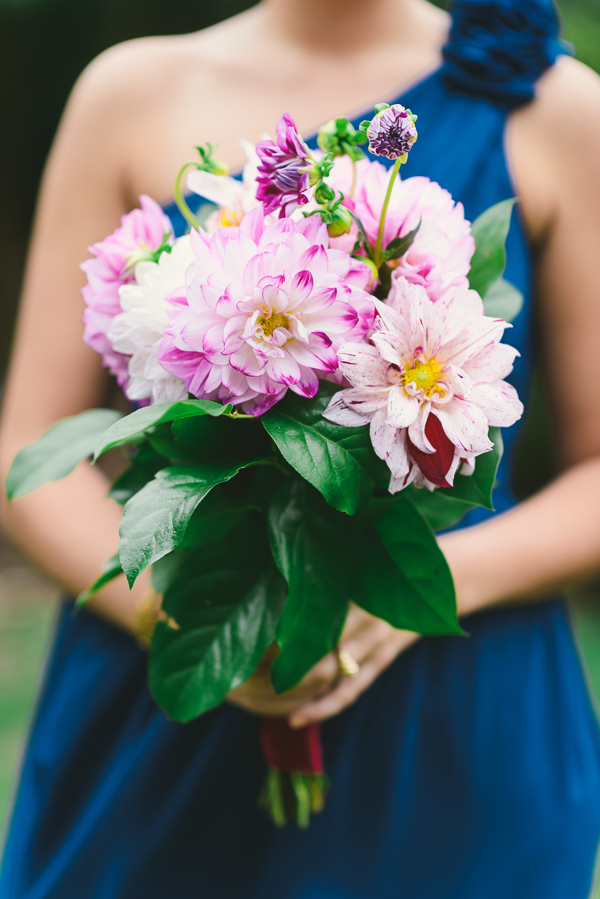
[337,647,360,679]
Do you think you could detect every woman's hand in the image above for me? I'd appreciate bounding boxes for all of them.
[226,605,418,726]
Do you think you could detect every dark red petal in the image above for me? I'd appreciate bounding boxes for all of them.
[407,413,455,488]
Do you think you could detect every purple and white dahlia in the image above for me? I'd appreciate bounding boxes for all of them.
[366,104,418,162]
[158,207,374,415]
[256,114,313,218]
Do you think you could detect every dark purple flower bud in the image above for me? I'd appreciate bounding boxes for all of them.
[256,114,312,217]
[366,104,418,162]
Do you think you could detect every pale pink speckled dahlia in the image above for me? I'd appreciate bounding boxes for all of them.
[324,277,523,492]
[158,207,374,415]
[80,195,173,386]
[327,157,475,302]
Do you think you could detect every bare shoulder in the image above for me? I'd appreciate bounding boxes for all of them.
[507,57,600,243]
[518,56,600,137]
[69,35,191,121]
[70,9,258,117]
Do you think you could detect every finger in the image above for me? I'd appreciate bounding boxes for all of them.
[281,651,340,697]
[226,691,309,717]
[288,659,380,728]
[288,631,419,727]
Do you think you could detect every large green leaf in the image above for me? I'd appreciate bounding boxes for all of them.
[402,429,503,528]
[468,199,517,298]
[107,444,166,506]
[482,277,524,323]
[6,408,122,500]
[178,492,254,550]
[365,497,462,634]
[76,553,123,609]
[150,551,187,596]
[149,529,286,722]
[268,479,351,693]
[405,488,474,532]
[262,383,379,514]
[119,462,253,586]
[434,427,503,511]
[93,399,232,461]
[148,414,271,467]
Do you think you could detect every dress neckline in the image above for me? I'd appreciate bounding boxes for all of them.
[302,62,443,148]
[161,62,443,210]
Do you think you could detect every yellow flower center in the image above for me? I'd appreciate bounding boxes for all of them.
[218,207,243,228]
[261,312,289,337]
[403,357,443,396]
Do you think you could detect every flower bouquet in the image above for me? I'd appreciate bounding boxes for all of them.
[6,104,523,827]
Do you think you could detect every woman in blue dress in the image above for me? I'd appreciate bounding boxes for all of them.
[2,0,600,895]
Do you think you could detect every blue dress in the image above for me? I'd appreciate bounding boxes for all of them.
[3,3,600,896]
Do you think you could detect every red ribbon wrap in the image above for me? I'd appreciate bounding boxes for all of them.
[260,717,324,774]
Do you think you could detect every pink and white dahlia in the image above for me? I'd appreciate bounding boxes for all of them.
[327,157,474,301]
[108,235,194,405]
[256,114,313,218]
[324,277,523,492]
[158,207,374,415]
[81,195,173,386]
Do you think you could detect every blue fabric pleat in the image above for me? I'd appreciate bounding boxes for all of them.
[3,3,600,896]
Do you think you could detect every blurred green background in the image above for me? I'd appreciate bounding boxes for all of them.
[1,0,600,883]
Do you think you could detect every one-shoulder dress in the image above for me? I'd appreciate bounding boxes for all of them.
[3,2,600,897]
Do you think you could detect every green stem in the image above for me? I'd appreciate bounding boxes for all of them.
[349,159,357,199]
[173,162,202,231]
[223,410,255,420]
[374,157,402,267]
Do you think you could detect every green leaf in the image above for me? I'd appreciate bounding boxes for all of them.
[6,408,122,500]
[482,277,524,323]
[178,492,253,549]
[404,488,474,532]
[107,444,166,506]
[364,497,462,634]
[468,198,517,298]
[434,427,503,511]
[119,462,251,587]
[268,480,351,693]
[348,210,372,257]
[76,553,123,609]
[150,551,187,596]
[262,383,376,514]
[149,528,286,721]
[384,221,421,261]
[148,414,270,467]
[93,399,232,461]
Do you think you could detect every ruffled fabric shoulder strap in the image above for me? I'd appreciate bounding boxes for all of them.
[441,0,572,110]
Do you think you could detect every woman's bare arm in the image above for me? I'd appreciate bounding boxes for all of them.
[0,46,169,631]
[441,58,600,615]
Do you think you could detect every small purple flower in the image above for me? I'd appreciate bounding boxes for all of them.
[256,114,312,217]
[366,104,418,162]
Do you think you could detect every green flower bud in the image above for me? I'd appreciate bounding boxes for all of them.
[314,182,336,204]
[195,142,229,177]
[326,204,354,238]
[317,118,366,161]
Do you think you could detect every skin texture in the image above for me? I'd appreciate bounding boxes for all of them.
[1,0,600,728]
